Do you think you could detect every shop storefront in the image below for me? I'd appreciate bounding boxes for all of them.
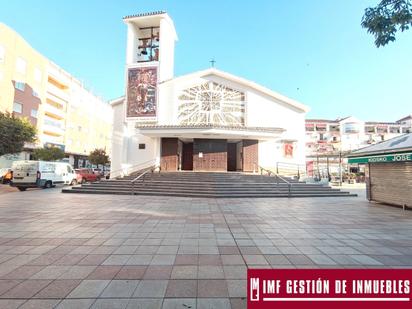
[347,134,412,209]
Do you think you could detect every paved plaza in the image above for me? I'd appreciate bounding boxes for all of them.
[0,187,411,308]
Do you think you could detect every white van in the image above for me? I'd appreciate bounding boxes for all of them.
[10,160,77,191]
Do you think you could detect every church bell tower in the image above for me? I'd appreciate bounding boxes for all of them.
[123,11,177,120]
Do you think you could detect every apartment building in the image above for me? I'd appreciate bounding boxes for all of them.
[397,114,412,127]
[305,115,412,177]
[0,23,112,168]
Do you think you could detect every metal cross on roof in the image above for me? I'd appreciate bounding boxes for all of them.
[210,58,216,68]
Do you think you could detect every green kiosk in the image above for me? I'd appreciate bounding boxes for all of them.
[347,133,412,209]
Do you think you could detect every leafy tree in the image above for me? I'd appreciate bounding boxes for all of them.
[89,148,109,169]
[0,112,36,156]
[32,147,65,161]
[362,0,412,47]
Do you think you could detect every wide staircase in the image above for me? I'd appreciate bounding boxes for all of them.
[62,171,357,198]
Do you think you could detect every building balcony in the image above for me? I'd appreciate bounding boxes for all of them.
[44,102,65,120]
[47,70,70,89]
[47,83,69,102]
[46,92,68,107]
[41,132,65,145]
[42,119,65,137]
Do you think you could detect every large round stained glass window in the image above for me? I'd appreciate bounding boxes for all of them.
[178,82,245,126]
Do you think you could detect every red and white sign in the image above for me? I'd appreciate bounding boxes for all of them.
[248,269,412,309]
[284,143,294,158]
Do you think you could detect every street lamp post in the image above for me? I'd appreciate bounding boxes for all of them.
[339,151,342,186]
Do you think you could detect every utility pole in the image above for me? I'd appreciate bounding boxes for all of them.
[326,155,330,181]
[339,151,342,186]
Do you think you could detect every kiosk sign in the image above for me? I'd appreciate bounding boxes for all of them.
[348,152,412,164]
[248,269,412,309]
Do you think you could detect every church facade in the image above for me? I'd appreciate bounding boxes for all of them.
[110,12,309,177]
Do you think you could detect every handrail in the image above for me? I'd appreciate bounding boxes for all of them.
[274,173,293,197]
[254,162,305,179]
[276,161,305,179]
[110,159,157,178]
[253,162,275,176]
[111,159,156,175]
[254,162,293,197]
[131,164,159,195]
[276,161,305,168]
[261,167,274,176]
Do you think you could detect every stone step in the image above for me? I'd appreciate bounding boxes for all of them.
[85,181,325,188]
[122,173,300,178]
[63,171,356,198]
[80,186,334,192]
[69,185,351,194]
[102,179,305,185]
[78,186,342,194]
[120,173,301,181]
[80,180,331,189]
[62,187,356,198]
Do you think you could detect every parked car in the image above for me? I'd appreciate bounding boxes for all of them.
[92,168,104,177]
[103,168,111,179]
[75,168,100,183]
[0,168,12,184]
[10,161,77,191]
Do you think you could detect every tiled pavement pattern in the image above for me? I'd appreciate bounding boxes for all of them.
[0,187,411,308]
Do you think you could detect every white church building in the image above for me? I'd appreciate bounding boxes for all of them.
[110,11,309,177]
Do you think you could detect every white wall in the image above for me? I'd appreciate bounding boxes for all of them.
[246,89,306,167]
[157,81,175,124]
[126,23,138,64]
[110,102,125,176]
[110,100,160,177]
[159,18,175,82]
[125,125,159,168]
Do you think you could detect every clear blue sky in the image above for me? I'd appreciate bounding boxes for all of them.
[1,0,411,121]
